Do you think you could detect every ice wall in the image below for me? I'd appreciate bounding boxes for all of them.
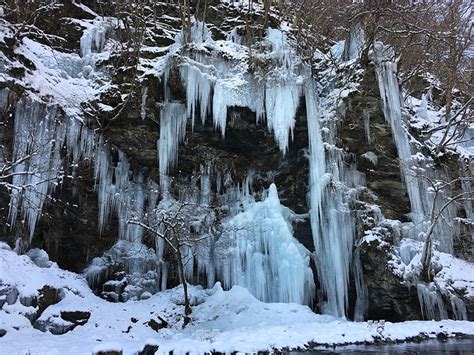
[155,25,367,312]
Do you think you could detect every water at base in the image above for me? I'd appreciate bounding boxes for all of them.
[291,337,474,354]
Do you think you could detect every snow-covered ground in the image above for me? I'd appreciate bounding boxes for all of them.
[1,243,473,355]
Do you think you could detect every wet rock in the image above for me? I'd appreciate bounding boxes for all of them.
[0,329,6,337]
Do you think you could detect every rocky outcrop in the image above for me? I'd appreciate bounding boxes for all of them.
[360,236,422,321]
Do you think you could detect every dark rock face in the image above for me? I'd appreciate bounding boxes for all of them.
[340,66,410,222]
[360,237,422,321]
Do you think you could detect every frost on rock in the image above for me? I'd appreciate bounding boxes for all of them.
[215,184,315,305]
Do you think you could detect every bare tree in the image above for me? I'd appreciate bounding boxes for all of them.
[420,175,473,282]
[127,201,211,326]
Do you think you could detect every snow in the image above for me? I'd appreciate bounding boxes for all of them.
[1,245,474,354]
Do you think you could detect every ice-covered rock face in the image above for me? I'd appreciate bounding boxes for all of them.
[1,0,472,324]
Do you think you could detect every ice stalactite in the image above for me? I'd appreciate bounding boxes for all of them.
[179,61,214,130]
[9,100,62,241]
[342,26,365,61]
[80,22,106,60]
[158,102,188,188]
[417,283,448,320]
[372,43,424,217]
[306,80,357,318]
[363,110,372,144]
[169,26,301,155]
[352,241,369,321]
[215,183,315,305]
[140,86,148,120]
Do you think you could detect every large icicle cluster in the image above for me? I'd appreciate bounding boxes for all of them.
[215,184,315,304]
[154,25,320,305]
[306,79,365,318]
[5,94,98,241]
[159,24,304,181]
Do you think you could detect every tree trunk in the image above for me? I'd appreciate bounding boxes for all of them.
[176,246,192,327]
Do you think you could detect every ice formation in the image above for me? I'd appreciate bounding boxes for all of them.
[158,102,188,181]
[417,283,448,320]
[306,80,361,318]
[342,26,365,61]
[215,184,315,304]
[162,25,301,156]
[80,22,106,63]
[372,43,458,254]
[2,5,470,322]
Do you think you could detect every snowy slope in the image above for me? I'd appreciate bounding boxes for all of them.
[1,244,474,354]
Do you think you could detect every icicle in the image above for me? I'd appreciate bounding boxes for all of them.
[372,43,457,253]
[353,242,369,321]
[80,23,105,59]
[264,82,301,153]
[140,86,148,120]
[342,26,365,61]
[200,163,211,206]
[450,295,468,320]
[372,43,424,218]
[8,100,64,241]
[179,61,213,130]
[419,93,429,121]
[158,102,188,184]
[363,110,372,144]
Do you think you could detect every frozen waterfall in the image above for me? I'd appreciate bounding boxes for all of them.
[215,183,315,305]
[306,81,358,318]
